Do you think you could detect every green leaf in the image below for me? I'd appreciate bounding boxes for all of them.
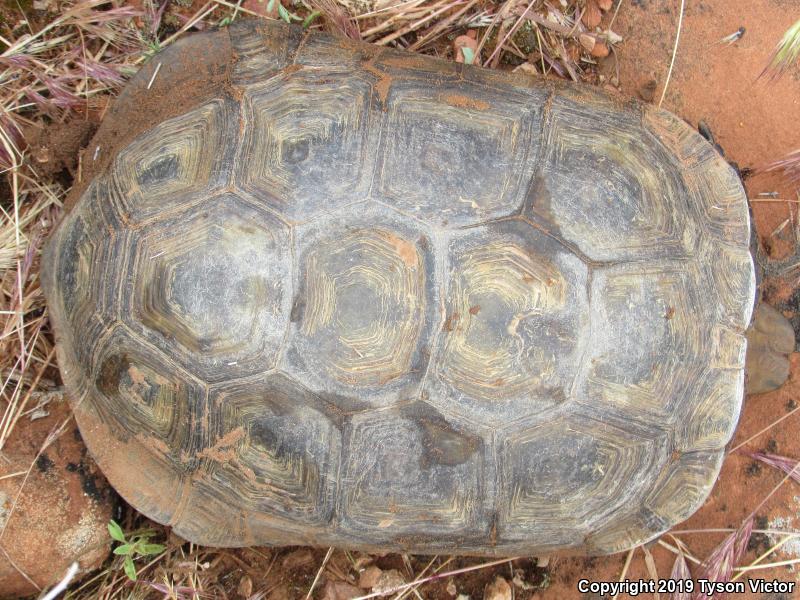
[278,4,291,23]
[113,544,132,556]
[108,520,126,543]
[124,556,137,581]
[461,47,476,65]
[303,10,321,28]
[139,543,166,556]
[267,0,276,12]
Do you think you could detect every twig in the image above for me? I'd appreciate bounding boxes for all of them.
[658,0,685,107]
[305,547,334,600]
[40,562,80,600]
[729,403,800,453]
[353,557,521,600]
[611,547,635,600]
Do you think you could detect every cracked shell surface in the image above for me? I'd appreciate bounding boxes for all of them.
[41,20,756,556]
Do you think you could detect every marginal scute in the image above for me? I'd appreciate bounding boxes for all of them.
[295,30,377,71]
[237,70,375,224]
[229,19,304,85]
[584,509,668,554]
[644,451,724,524]
[703,240,757,330]
[644,106,750,247]
[109,99,236,224]
[675,368,744,451]
[711,324,748,369]
[375,81,544,227]
[122,193,292,383]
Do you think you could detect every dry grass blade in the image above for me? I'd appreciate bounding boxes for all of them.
[40,562,79,600]
[659,0,684,107]
[668,538,691,600]
[746,451,800,484]
[729,402,800,452]
[731,533,800,582]
[761,148,800,185]
[307,0,361,39]
[694,515,753,600]
[352,557,520,600]
[760,17,800,80]
[611,546,635,600]
[306,546,334,599]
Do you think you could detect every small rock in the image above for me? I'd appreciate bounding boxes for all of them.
[323,580,363,600]
[238,574,253,598]
[446,579,458,596]
[484,576,512,600]
[372,569,405,596]
[0,398,114,599]
[512,63,538,76]
[638,79,658,102]
[242,0,279,18]
[579,33,596,53]
[746,303,795,395]
[590,41,610,58]
[454,35,479,64]
[281,548,315,570]
[358,565,383,588]
[456,595,471,600]
[581,0,602,28]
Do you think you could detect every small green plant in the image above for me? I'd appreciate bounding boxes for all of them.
[460,47,476,65]
[266,0,302,24]
[303,10,322,29]
[108,520,166,581]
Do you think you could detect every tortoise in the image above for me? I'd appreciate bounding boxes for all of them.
[42,20,756,556]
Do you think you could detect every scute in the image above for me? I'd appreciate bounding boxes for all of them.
[375,80,543,228]
[426,218,589,429]
[576,261,711,422]
[43,20,756,557]
[528,95,694,262]
[120,193,293,383]
[108,99,237,224]
[499,411,667,551]
[339,406,486,545]
[281,203,440,412]
[237,69,376,224]
[176,374,341,546]
[644,106,751,247]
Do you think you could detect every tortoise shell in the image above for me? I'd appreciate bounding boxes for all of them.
[42,20,756,556]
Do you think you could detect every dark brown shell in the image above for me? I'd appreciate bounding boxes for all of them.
[42,20,755,556]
